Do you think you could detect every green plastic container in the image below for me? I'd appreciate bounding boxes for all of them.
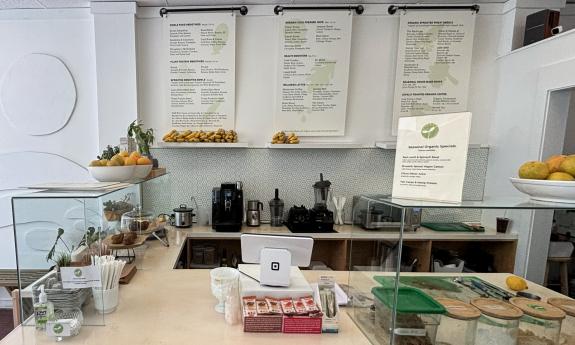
[372,286,446,345]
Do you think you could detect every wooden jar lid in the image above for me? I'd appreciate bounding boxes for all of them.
[471,298,523,320]
[510,298,566,320]
[547,297,575,317]
[435,298,481,320]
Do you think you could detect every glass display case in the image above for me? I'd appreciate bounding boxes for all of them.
[349,195,575,345]
[11,174,170,326]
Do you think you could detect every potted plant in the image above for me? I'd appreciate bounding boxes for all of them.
[127,120,157,167]
[103,195,133,222]
[46,227,107,269]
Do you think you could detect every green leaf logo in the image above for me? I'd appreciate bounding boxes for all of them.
[421,123,439,139]
[74,269,82,278]
[528,304,546,311]
[53,323,64,334]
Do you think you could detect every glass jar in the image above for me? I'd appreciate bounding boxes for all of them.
[471,298,523,345]
[435,298,480,345]
[547,297,575,345]
[120,205,156,234]
[509,297,565,345]
[373,286,444,345]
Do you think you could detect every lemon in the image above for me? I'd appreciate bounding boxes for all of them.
[506,275,528,291]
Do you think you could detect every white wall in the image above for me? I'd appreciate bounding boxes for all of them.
[0,9,99,269]
[484,29,575,282]
[136,4,504,147]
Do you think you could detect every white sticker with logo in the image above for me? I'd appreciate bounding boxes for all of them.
[46,320,72,337]
[394,328,427,336]
[60,266,101,289]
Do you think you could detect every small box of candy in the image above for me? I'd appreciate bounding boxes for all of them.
[242,295,323,333]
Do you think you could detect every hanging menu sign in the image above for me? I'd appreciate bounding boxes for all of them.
[275,12,352,136]
[392,112,472,203]
[392,11,476,135]
[163,13,236,130]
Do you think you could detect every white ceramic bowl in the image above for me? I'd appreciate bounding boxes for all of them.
[133,165,153,179]
[88,166,135,182]
[510,177,575,203]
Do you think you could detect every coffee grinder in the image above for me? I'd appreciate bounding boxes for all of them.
[309,173,334,232]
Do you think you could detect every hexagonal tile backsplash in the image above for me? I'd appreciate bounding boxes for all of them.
[145,148,488,225]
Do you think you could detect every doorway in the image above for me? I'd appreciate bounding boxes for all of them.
[544,88,575,297]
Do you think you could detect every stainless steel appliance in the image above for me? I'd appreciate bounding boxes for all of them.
[269,189,284,227]
[246,200,263,227]
[212,181,244,232]
[172,204,195,228]
[352,194,421,231]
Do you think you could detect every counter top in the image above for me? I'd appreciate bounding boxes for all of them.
[3,230,370,345]
[0,229,560,345]
[171,224,518,241]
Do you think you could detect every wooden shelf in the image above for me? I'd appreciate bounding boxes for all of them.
[265,142,363,149]
[171,225,518,272]
[375,141,489,150]
[155,142,249,148]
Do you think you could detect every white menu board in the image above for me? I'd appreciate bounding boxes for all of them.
[392,112,472,203]
[163,13,236,130]
[275,12,352,136]
[392,11,476,135]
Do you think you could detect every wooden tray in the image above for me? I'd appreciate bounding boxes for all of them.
[103,234,147,249]
[119,263,137,284]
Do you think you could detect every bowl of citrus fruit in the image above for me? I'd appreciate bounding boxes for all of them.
[510,154,575,203]
[88,148,152,182]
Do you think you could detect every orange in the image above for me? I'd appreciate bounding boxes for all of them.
[124,157,137,166]
[129,151,141,160]
[119,151,129,157]
[137,157,152,165]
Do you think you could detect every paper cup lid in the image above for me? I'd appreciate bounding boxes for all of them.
[547,297,575,317]
[471,298,523,320]
[435,298,481,320]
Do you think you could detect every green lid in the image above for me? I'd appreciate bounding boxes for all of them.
[372,286,446,314]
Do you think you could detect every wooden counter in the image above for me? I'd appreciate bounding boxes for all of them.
[168,224,518,241]
[0,228,561,345]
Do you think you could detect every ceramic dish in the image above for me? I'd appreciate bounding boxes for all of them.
[133,165,152,179]
[510,177,575,203]
[88,166,135,182]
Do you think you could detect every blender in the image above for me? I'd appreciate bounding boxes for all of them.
[269,189,284,227]
[309,173,334,232]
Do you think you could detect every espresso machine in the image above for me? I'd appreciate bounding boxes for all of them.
[212,181,244,232]
[286,173,335,233]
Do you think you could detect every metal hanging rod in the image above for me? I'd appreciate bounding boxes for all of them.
[388,4,479,15]
[159,6,248,17]
[274,5,365,15]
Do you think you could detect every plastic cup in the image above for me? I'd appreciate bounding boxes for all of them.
[496,217,511,233]
[92,286,119,314]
